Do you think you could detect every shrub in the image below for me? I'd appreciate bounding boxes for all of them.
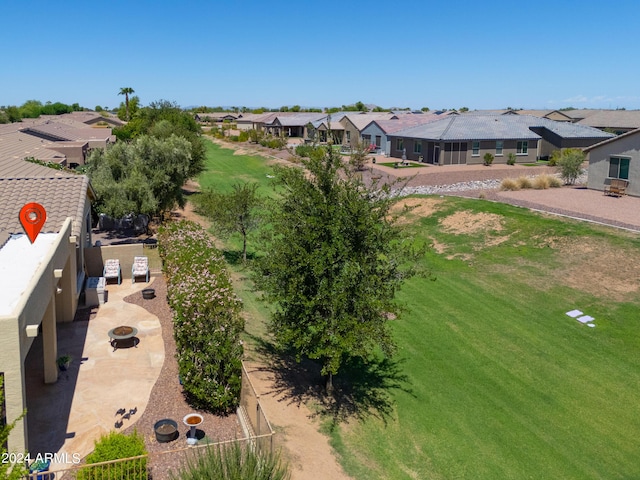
[238,131,249,142]
[516,176,532,189]
[295,144,324,158]
[548,175,563,188]
[548,150,561,166]
[507,153,517,165]
[500,178,520,191]
[556,148,586,185]
[158,220,244,412]
[483,153,494,166]
[248,129,263,144]
[77,430,146,480]
[228,135,240,142]
[532,175,551,189]
[171,441,290,480]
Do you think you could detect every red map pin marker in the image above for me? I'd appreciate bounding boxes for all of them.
[19,202,47,243]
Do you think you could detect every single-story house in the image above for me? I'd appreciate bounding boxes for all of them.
[572,110,640,135]
[194,112,239,123]
[235,112,280,132]
[360,113,448,156]
[263,113,328,138]
[387,114,613,165]
[0,175,95,454]
[339,113,397,148]
[584,128,640,197]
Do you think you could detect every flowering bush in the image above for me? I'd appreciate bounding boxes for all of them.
[158,220,244,412]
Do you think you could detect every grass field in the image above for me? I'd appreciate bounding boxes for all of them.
[332,198,640,479]
[197,143,640,479]
[198,140,279,194]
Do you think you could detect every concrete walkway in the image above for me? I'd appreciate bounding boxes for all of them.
[25,278,163,472]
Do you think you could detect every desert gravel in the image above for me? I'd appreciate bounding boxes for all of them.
[122,276,243,479]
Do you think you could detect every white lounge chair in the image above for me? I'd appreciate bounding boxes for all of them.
[132,256,149,283]
[103,259,121,285]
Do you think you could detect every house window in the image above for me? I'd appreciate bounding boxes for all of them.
[396,138,404,151]
[472,141,480,156]
[375,135,381,147]
[414,141,422,154]
[609,156,630,179]
[496,141,503,156]
[517,141,528,154]
[362,134,371,145]
[346,131,351,142]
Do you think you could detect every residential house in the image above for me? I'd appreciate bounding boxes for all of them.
[0,117,115,168]
[235,112,280,132]
[387,115,613,165]
[584,128,640,197]
[571,110,640,135]
[263,113,328,138]
[194,112,239,124]
[360,113,448,156]
[339,113,397,148]
[0,174,95,454]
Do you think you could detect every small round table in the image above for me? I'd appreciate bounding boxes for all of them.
[108,326,139,351]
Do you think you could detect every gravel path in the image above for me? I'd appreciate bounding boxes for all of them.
[122,277,242,479]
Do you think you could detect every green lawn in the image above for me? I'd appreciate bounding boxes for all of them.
[195,144,640,479]
[331,198,640,479]
[377,161,427,168]
[197,140,278,194]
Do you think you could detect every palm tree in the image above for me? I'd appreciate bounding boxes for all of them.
[118,87,135,121]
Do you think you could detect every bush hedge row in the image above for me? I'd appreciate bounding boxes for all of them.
[158,220,244,412]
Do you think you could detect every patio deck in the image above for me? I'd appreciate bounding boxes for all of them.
[24,278,163,472]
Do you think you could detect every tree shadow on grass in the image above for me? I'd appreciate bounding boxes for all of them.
[222,249,257,266]
[251,340,413,427]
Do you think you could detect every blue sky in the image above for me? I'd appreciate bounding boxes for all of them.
[2,0,639,111]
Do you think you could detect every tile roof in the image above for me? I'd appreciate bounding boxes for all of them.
[0,129,68,175]
[341,113,397,130]
[0,176,91,238]
[391,114,614,141]
[20,121,112,142]
[575,110,640,129]
[272,113,327,126]
[583,127,640,152]
[371,114,444,134]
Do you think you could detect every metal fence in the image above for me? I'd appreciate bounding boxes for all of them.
[239,362,275,454]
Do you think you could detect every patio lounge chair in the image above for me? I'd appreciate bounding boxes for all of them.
[103,259,121,285]
[132,256,149,283]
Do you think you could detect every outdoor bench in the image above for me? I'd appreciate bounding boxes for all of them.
[604,178,629,197]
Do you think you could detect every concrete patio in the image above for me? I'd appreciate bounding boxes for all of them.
[24,277,163,472]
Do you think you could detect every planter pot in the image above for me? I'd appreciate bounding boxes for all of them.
[142,288,155,300]
[154,419,178,443]
[58,363,70,371]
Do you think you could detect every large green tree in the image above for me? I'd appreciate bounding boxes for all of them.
[254,147,422,390]
[113,100,205,178]
[86,134,195,218]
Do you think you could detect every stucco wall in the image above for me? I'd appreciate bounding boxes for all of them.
[85,244,161,281]
[587,132,640,197]
[0,219,75,453]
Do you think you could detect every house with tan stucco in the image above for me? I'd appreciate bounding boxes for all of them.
[0,173,94,454]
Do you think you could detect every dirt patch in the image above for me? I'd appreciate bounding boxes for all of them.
[390,198,443,225]
[439,210,504,235]
[555,237,640,302]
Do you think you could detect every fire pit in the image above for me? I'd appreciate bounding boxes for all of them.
[108,325,139,351]
[154,419,178,443]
